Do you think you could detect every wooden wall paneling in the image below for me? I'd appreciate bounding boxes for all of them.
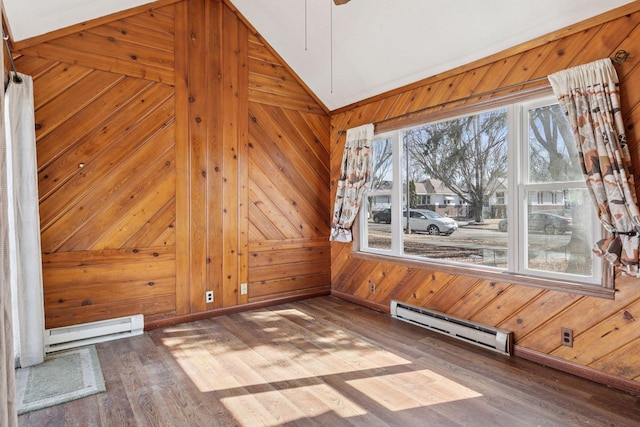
[496,41,559,90]
[333,255,380,296]
[19,42,174,85]
[467,284,544,328]
[249,256,328,283]
[248,161,310,237]
[517,283,640,353]
[48,31,175,73]
[23,0,330,327]
[248,151,326,238]
[38,92,175,251]
[12,55,58,80]
[278,109,331,184]
[497,291,582,342]
[297,110,331,152]
[122,5,176,33]
[248,276,330,302]
[468,56,525,101]
[221,3,244,307]
[424,275,485,314]
[247,35,325,115]
[90,22,175,52]
[31,63,94,108]
[34,76,154,171]
[387,267,440,304]
[418,74,465,112]
[203,0,225,311]
[174,0,190,316]
[551,296,640,364]
[395,86,430,119]
[522,31,596,88]
[43,123,175,252]
[248,183,294,240]
[86,160,177,250]
[37,80,169,201]
[574,15,640,63]
[368,265,409,303]
[589,337,640,380]
[185,0,213,312]
[124,197,176,248]
[446,280,513,320]
[17,4,176,85]
[249,104,329,212]
[11,1,182,51]
[616,23,640,88]
[42,247,176,328]
[237,22,250,307]
[445,66,491,108]
[34,71,123,141]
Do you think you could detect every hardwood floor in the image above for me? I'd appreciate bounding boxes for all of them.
[19,296,640,426]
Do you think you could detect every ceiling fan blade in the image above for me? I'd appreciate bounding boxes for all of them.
[334,0,350,5]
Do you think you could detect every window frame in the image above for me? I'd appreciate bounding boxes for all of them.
[355,88,614,299]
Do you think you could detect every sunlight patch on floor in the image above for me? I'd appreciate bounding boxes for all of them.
[170,340,411,393]
[220,384,367,427]
[346,369,482,411]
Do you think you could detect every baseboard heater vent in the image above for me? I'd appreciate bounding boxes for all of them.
[390,300,512,356]
[45,314,144,353]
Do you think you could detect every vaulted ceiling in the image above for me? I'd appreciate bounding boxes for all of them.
[3,0,634,110]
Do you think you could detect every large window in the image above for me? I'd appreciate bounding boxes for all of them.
[359,94,604,289]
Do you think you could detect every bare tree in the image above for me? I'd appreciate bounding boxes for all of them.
[529,104,590,275]
[366,138,394,218]
[528,105,581,182]
[405,109,508,222]
[370,138,393,191]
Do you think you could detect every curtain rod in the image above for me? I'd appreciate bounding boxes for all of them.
[2,28,23,84]
[337,50,630,135]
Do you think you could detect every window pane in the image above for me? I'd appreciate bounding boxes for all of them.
[525,188,593,276]
[366,138,394,251]
[401,108,508,267]
[528,104,582,183]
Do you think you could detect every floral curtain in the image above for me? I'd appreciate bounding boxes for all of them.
[330,124,374,242]
[548,58,640,276]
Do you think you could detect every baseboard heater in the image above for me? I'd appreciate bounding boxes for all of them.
[44,314,144,353]
[390,300,512,356]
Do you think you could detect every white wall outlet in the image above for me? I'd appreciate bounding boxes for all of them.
[240,283,248,295]
[205,291,214,303]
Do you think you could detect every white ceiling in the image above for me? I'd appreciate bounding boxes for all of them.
[3,0,634,110]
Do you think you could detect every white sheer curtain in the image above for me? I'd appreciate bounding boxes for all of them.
[5,71,45,369]
[1,18,19,422]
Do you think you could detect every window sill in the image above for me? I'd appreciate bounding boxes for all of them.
[352,250,615,299]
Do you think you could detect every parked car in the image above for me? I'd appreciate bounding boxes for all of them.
[498,212,572,234]
[373,208,392,223]
[403,209,458,235]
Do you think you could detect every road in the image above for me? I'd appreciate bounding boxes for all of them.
[367,220,572,249]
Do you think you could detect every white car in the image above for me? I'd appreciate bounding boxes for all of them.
[403,209,458,235]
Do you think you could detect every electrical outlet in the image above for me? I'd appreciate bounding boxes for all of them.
[205,291,214,303]
[561,327,573,347]
[240,283,248,295]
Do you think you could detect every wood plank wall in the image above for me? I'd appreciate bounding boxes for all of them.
[330,5,640,390]
[13,0,330,329]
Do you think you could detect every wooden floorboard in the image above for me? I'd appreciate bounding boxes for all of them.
[18,296,640,426]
